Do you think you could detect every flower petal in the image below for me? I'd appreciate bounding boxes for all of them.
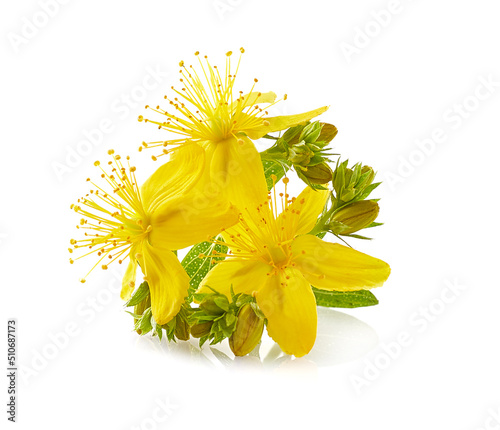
[276,186,329,236]
[139,242,190,325]
[149,194,239,250]
[244,106,329,140]
[231,91,277,110]
[141,144,205,213]
[197,259,271,298]
[256,268,317,357]
[292,235,391,291]
[120,255,138,300]
[208,135,268,212]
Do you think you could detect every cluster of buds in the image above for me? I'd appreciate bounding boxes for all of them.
[125,282,192,341]
[260,121,338,189]
[191,288,265,356]
[310,160,382,239]
[332,160,378,206]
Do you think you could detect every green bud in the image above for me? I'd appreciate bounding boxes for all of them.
[199,294,229,315]
[174,315,191,341]
[229,304,265,357]
[133,295,151,335]
[360,165,375,184]
[300,121,322,143]
[332,161,378,205]
[330,200,379,235]
[281,124,303,146]
[191,321,213,338]
[300,162,333,185]
[318,123,338,143]
[288,142,314,166]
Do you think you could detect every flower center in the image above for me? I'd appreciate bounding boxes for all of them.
[264,244,291,268]
[215,176,302,274]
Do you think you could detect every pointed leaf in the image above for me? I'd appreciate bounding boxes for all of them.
[181,238,228,297]
[312,288,379,308]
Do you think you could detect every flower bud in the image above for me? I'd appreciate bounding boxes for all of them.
[174,315,191,341]
[318,123,338,143]
[191,321,213,338]
[300,162,333,185]
[360,165,375,185]
[333,161,378,205]
[299,121,322,143]
[199,294,229,315]
[330,200,379,235]
[288,142,314,166]
[229,304,265,357]
[134,296,151,335]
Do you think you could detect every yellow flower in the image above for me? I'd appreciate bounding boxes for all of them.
[69,146,238,325]
[197,177,391,357]
[138,48,328,210]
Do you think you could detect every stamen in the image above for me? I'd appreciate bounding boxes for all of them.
[138,49,283,156]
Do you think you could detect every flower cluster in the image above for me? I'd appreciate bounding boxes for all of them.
[69,49,390,358]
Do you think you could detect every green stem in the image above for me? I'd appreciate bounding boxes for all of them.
[261,134,279,140]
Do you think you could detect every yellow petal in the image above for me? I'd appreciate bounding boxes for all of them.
[141,144,205,213]
[256,268,317,357]
[197,259,270,298]
[149,195,239,250]
[139,242,189,325]
[276,186,329,236]
[244,106,329,140]
[231,91,277,110]
[209,135,268,212]
[120,255,138,300]
[292,235,391,291]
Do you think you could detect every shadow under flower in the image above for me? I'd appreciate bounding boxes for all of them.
[134,307,378,371]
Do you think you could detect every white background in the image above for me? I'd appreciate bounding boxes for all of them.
[2,0,500,429]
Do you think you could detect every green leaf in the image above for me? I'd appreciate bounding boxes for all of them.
[315,230,327,239]
[366,221,384,228]
[125,281,150,307]
[312,288,379,308]
[214,296,230,312]
[135,308,153,334]
[155,324,163,341]
[358,182,381,200]
[181,238,228,297]
[341,233,372,240]
[262,159,289,191]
